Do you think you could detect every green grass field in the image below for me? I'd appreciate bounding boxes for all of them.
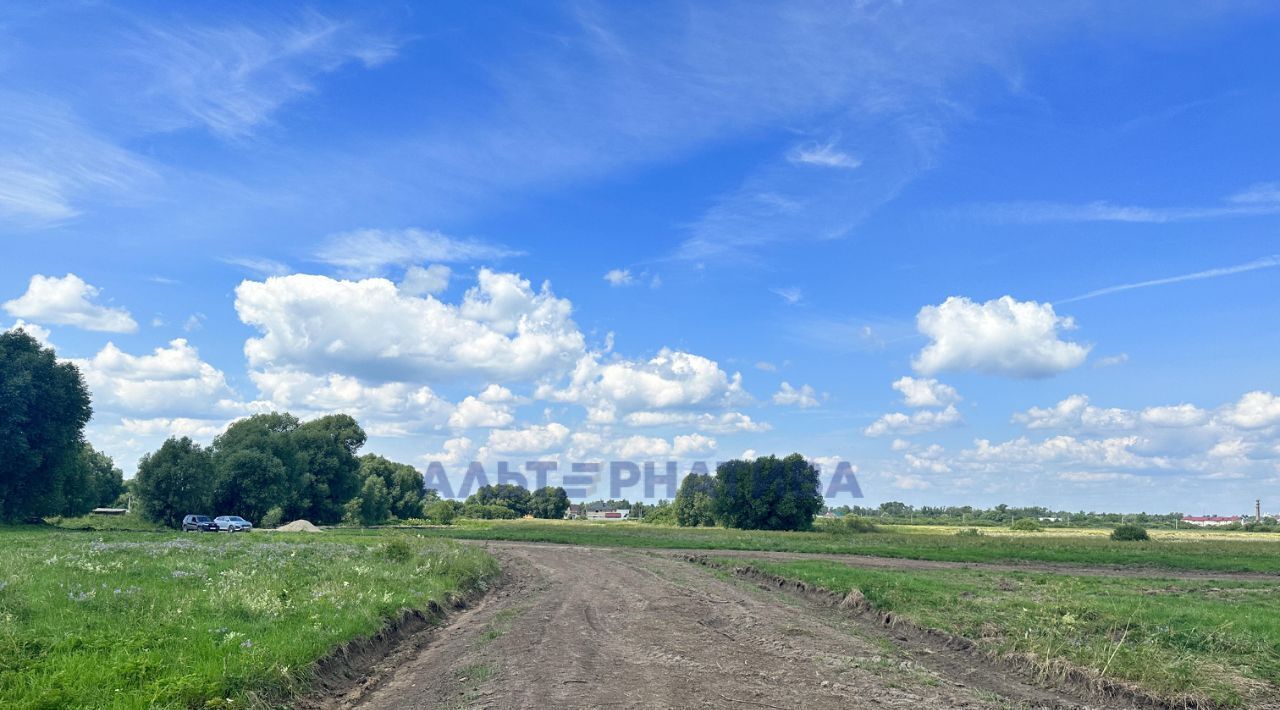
[0,527,498,709]
[414,518,1280,573]
[728,557,1280,707]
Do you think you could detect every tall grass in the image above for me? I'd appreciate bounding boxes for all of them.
[0,528,498,709]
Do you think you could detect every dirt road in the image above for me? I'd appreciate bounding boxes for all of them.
[325,543,1137,710]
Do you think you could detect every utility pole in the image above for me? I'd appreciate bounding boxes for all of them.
[1257,499,1263,524]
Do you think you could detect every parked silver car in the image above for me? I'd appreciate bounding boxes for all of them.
[213,515,253,532]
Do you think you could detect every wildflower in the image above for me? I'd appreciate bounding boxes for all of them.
[240,640,254,649]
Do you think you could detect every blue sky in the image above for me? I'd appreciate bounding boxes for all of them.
[3,1,1278,513]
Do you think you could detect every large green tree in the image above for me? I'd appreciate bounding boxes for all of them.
[0,329,93,521]
[295,415,367,523]
[466,483,531,516]
[674,472,718,527]
[344,475,391,525]
[356,453,426,520]
[528,486,570,519]
[211,413,306,523]
[134,437,215,527]
[59,443,126,516]
[714,454,823,531]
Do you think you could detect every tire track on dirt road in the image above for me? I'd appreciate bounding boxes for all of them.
[326,543,1141,709]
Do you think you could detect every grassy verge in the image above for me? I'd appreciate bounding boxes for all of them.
[727,557,1280,707]
[411,519,1280,574]
[0,527,498,709]
[44,513,166,532]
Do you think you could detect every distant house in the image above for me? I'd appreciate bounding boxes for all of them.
[565,504,584,519]
[1181,515,1242,527]
[586,509,630,521]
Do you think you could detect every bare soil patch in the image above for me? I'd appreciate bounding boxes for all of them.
[320,543,1146,709]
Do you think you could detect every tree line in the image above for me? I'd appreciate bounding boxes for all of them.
[828,502,1199,528]
[642,453,824,532]
[1,330,124,521]
[3,325,885,534]
[0,327,579,528]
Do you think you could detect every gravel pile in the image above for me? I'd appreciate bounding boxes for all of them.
[273,520,322,533]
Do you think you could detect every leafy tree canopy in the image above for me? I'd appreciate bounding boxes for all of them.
[714,453,823,532]
[59,443,125,516]
[134,437,215,527]
[357,453,427,520]
[467,484,532,516]
[0,329,93,521]
[528,486,570,519]
[674,472,718,527]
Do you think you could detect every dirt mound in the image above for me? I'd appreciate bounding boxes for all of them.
[274,519,322,533]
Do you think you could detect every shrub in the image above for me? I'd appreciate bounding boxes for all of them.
[1111,524,1150,541]
[1011,518,1043,532]
[955,527,984,537]
[260,506,284,529]
[425,500,462,525]
[379,537,415,563]
[461,503,518,520]
[818,516,878,534]
[641,502,677,525]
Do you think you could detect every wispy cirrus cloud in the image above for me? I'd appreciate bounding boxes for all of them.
[971,182,1280,225]
[0,93,155,226]
[221,257,293,278]
[314,228,521,275]
[1058,255,1280,304]
[127,12,403,138]
[771,287,803,305]
[787,141,861,169]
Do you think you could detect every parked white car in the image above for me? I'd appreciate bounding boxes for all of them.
[214,515,253,532]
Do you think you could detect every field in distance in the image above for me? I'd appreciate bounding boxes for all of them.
[412,518,1280,574]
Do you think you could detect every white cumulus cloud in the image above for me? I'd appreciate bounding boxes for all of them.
[892,376,960,408]
[399,264,452,296]
[235,269,585,385]
[6,319,53,347]
[249,369,453,436]
[1140,403,1209,428]
[621,411,770,433]
[772,382,819,408]
[448,385,518,429]
[913,296,1089,378]
[539,349,747,423]
[603,269,634,286]
[864,405,962,437]
[485,423,571,454]
[1013,395,1136,431]
[74,339,237,416]
[1220,391,1280,429]
[4,274,137,333]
